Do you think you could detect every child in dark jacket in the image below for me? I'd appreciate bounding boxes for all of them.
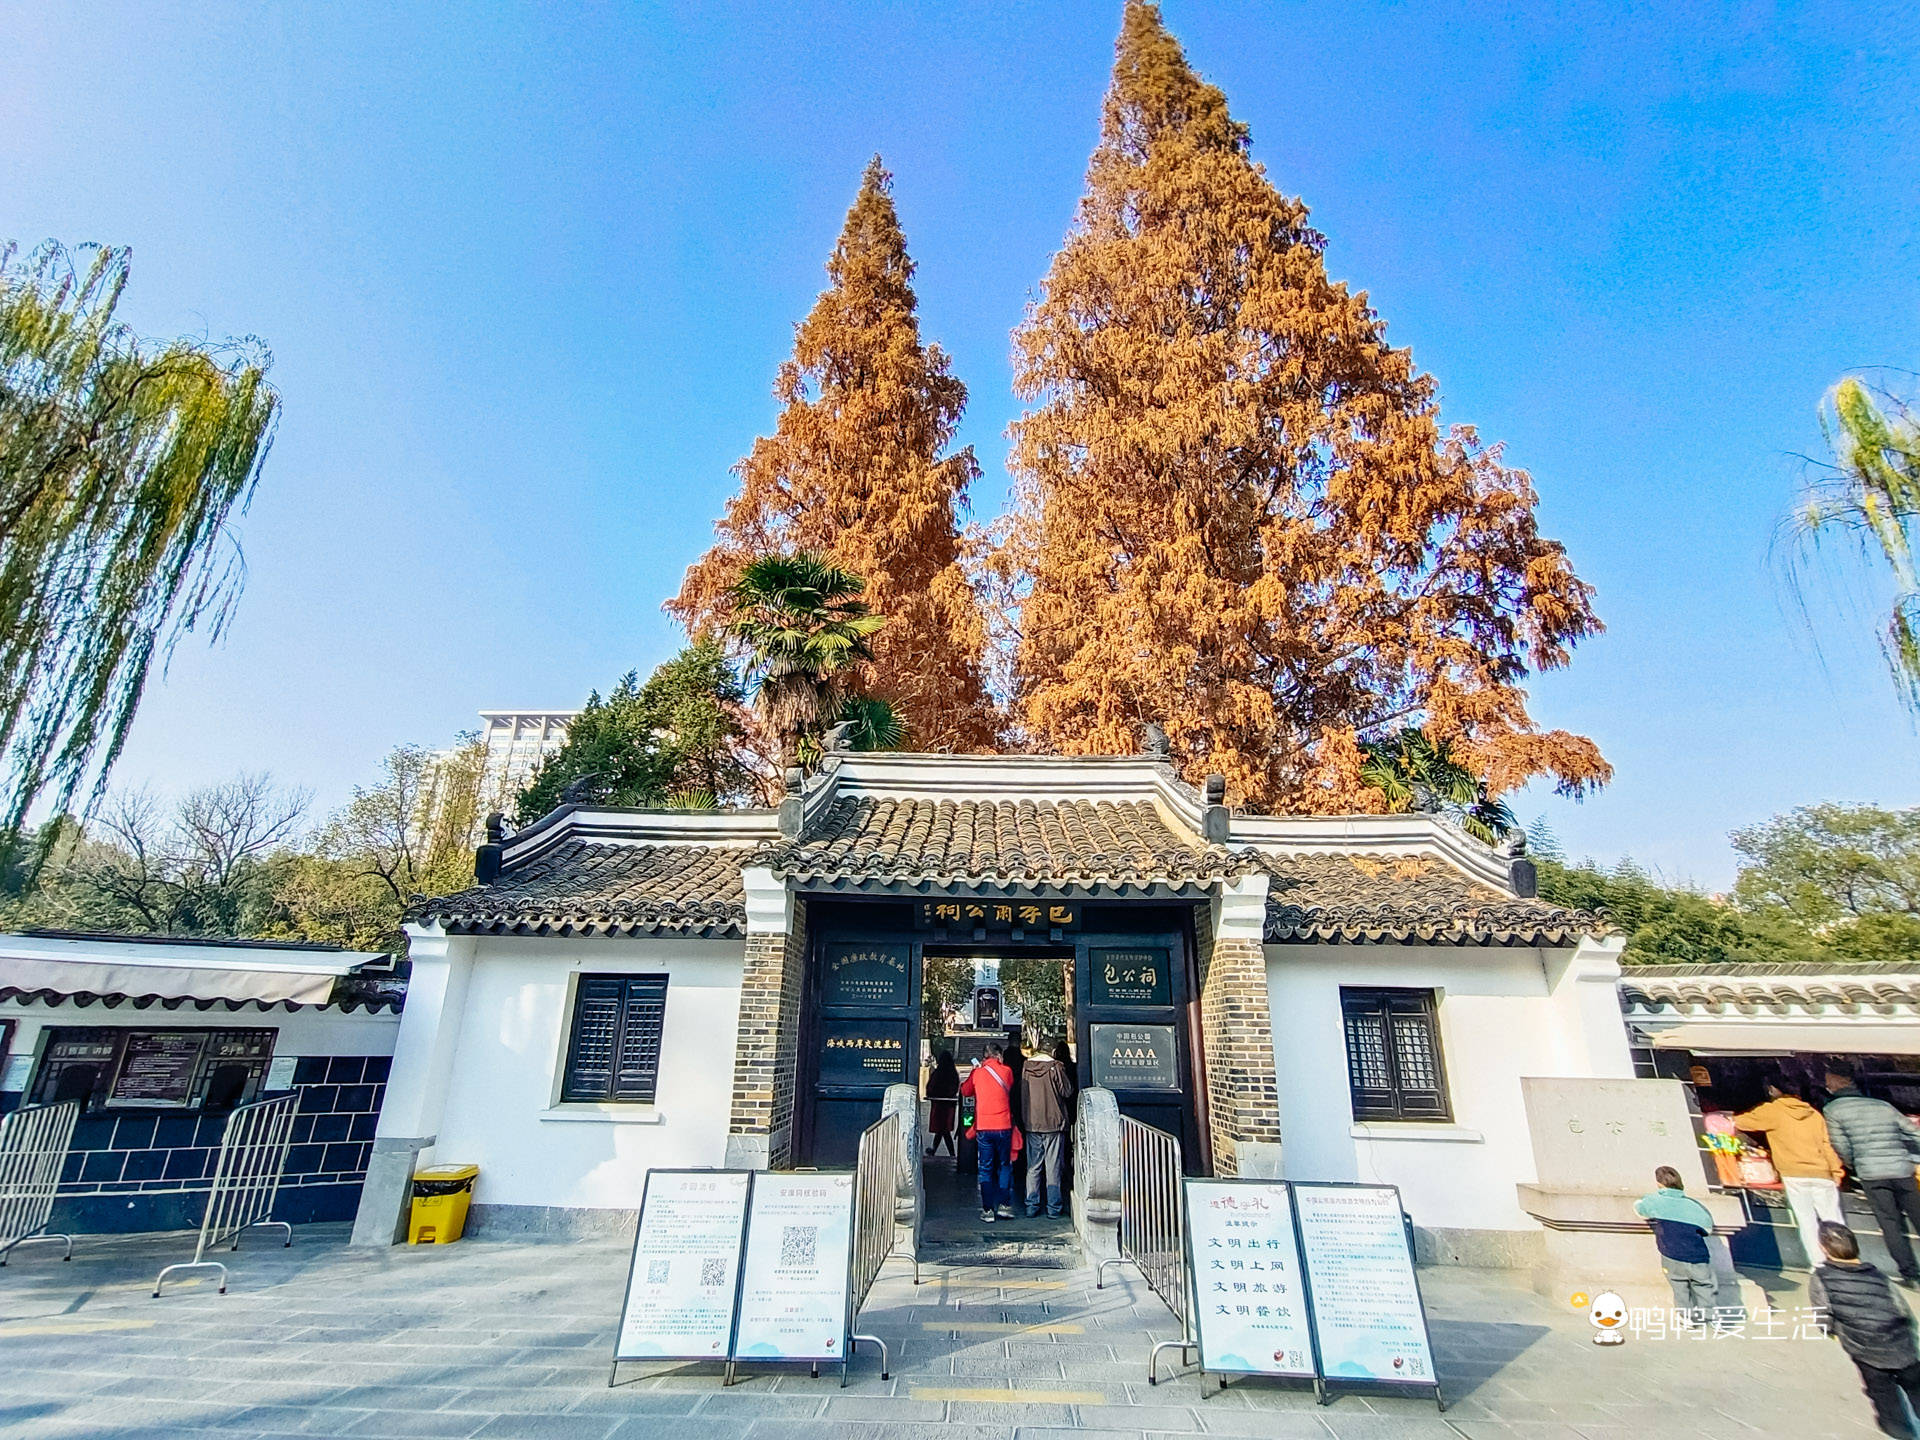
[1813,1222,1920,1437]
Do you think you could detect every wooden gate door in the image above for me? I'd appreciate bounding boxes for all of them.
[797,917,919,1168]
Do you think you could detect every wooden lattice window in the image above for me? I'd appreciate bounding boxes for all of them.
[1340,988,1451,1122]
[562,975,669,1103]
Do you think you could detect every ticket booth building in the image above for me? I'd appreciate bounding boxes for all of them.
[359,751,1628,1265]
[1,930,403,1231]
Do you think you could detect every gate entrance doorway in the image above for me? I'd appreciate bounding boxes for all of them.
[792,899,1209,1258]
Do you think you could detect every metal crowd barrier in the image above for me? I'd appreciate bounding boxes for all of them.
[154,1091,301,1297]
[1096,1114,1194,1382]
[846,1113,903,1384]
[0,1100,81,1267]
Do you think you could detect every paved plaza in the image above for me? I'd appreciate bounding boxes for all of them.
[0,1223,1893,1439]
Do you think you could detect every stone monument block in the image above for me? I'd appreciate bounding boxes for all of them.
[1516,1077,1749,1309]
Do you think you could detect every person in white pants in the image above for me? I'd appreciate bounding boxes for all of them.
[1734,1078,1847,1268]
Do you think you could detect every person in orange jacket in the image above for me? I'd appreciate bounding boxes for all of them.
[961,1045,1017,1223]
[1735,1076,1846,1269]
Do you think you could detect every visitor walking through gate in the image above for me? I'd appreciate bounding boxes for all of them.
[961,1045,1015,1221]
[1021,1036,1074,1217]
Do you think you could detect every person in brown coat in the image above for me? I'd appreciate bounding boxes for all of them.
[1020,1038,1076,1218]
[1735,1076,1846,1270]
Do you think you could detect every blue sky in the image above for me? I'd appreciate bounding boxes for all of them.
[3,1,1916,887]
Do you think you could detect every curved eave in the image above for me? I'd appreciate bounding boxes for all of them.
[787,875,1215,901]
[0,987,401,1014]
[1267,910,1610,947]
[763,860,1249,888]
[427,909,747,940]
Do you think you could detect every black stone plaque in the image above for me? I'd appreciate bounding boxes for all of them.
[111,1031,206,1106]
[818,1019,910,1086]
[1089,1023,1179,1091]
[1089,948,1172,1007]
[820,943,911,1008]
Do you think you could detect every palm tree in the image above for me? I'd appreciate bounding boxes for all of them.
[1792,377,1920,709]
[724,553,891,771]
[1359,727,1516,846]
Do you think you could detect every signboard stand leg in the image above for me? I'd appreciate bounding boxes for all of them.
[847,1333,889,1385]
[1148,1338,1192,1385]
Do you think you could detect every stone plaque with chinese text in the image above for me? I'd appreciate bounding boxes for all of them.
[818,1018,910,1086]
[1089,948,1172,1007]
[820,943,911,1008]
[1089,1022,1179,1090]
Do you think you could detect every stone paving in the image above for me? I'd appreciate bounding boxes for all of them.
[0,1222,1895,1439]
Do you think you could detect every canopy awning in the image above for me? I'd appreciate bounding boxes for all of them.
[1637,1021,1920,1057]
[0,953,339,1006]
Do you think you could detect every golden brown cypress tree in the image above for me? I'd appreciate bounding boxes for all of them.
[1001,1,1608,813]
[670,159,999,752]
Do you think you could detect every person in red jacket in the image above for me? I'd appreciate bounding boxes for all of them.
[961,1045,1016,1222]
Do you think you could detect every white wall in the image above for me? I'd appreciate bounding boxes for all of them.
[430,935,745,1212]
[1267,943,1631,1232]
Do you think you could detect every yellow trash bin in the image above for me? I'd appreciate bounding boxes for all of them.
[408,1164,479,1245]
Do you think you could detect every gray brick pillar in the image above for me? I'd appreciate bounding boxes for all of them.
[724,867,804,1170]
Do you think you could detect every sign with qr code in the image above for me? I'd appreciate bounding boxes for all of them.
[1290,1183,1438,1391]
[730,1172,856,1364]
[1184,1180,1316,1379]
[615,1170,752,1361]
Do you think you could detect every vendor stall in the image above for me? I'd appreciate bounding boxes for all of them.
[1620,962,1920,1268]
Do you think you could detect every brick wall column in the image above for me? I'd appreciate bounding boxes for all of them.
[1197,873,1282,1177]
[725,867,804,1170]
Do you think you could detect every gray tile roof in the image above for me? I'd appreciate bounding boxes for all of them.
[412,840,746,937]
[1620,963,1920,1015]
[746,796,1250,888]
[411,797,1604,946]
[1261,852,1606,945]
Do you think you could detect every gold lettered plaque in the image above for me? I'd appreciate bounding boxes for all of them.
[818,1019,910,1085]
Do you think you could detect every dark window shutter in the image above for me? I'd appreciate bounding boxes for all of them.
[1387,994,1449,1119]
[563,976,668,1104]
[1341,988,1450,1122]
[611,978,668,1102]
[562,979,625,1102]
[1342,1000,1397,1120]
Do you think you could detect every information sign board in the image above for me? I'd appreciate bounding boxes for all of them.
[820,944,912,1008]
[1185,1180,1315,1378]
[111,1032,206,1106]
[818,1019,910,1085]
[1089,1023,1180,1090]
[1291,1183,1437,1389]
[615,1170,752,1361]
[731,1172,856,1364]
[1089,948,1172,1007]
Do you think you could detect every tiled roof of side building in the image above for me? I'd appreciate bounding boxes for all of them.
[411,840,747,937]
[1620,963,1920,1014]
[746,795,1251,887]
[1261,852,1608,945]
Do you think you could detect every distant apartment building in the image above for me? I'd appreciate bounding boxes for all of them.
[422,710,577,844]
[477,710,577,799]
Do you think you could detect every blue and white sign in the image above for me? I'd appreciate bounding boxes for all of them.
[615,1170,751,1361]
[1291,1183,1436,1386]
[1185,1180,1315,1378]
[731,1172,856,1363]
